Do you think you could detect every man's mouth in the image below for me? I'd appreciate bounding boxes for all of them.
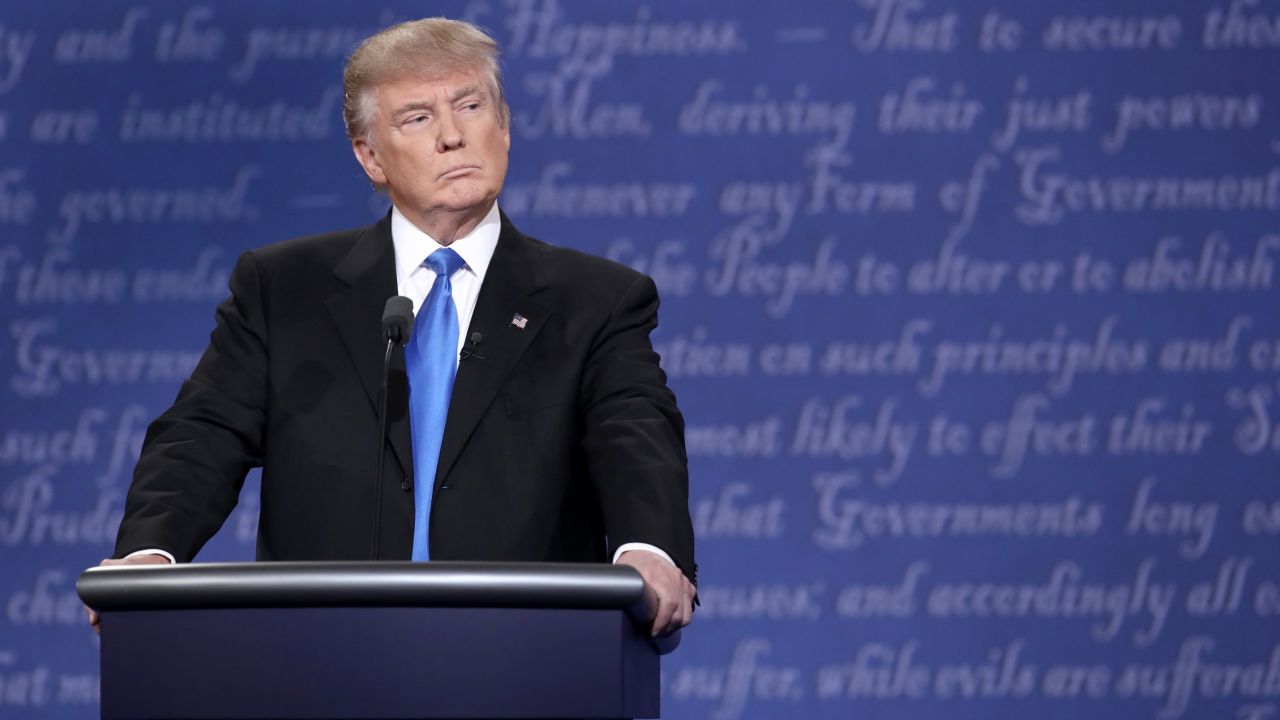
[439,164,479,179]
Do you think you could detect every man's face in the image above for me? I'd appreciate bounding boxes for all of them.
[352,68,510,226]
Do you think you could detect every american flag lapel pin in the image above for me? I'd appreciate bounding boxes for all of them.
[510,313,528,330]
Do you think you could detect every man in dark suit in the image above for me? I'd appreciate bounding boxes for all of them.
[92,18,695,637]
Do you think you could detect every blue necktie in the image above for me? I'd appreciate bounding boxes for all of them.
[405,248,466,561]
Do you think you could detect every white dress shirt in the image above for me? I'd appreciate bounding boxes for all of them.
[129,201,672,568]
[390,202,500,365]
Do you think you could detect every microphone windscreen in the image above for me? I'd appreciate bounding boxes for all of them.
[382,296,414,345]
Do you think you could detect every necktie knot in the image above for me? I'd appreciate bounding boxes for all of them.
[425,248,465,278]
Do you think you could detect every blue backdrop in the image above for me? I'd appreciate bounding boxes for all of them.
[2,1,1279,718]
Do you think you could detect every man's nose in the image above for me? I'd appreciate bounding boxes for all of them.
[436,112,465,152]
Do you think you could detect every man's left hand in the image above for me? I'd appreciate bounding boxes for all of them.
[617,550,695,637]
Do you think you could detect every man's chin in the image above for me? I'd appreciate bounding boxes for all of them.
[432,192,497,216]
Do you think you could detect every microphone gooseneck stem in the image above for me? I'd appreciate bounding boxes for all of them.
[369,336,395,560]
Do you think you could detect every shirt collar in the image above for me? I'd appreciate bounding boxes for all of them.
[390,201,501,282]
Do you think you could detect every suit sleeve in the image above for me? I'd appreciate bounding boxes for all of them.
[578,274,696,584]
[113,251,270,562]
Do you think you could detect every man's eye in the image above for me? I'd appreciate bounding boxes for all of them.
[408,115,428,124]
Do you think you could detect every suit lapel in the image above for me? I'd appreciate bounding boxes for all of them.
[434,214,549,493]
[323,213,414,478]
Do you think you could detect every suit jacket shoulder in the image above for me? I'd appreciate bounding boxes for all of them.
[245,221,379,281]
[502,224,661,328]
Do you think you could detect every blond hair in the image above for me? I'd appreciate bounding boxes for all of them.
[343,17,508,139]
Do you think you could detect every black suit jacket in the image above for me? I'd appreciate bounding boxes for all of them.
[115,212,696,582]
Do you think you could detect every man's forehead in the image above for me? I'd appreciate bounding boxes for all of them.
[376,69,489,105]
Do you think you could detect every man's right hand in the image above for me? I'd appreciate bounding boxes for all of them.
[86,554,172,635]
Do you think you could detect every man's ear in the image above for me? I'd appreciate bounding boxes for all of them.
[351,137,387,186]
[502,102,511,150]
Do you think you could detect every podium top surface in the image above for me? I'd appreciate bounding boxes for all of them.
[77,561,646,613]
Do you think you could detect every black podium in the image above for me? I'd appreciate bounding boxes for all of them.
[77,562,674,719]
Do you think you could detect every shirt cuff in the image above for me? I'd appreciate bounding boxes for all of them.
[124,548,176,563]
[612,542,675,567]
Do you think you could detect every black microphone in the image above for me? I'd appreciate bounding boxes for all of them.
[382,295,414,345]
[460,331,485,361]
[371,296,413,560]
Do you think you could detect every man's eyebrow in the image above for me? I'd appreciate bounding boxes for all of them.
[390,86,485,119]
[391,100,435,118]
[450,85,484,103]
